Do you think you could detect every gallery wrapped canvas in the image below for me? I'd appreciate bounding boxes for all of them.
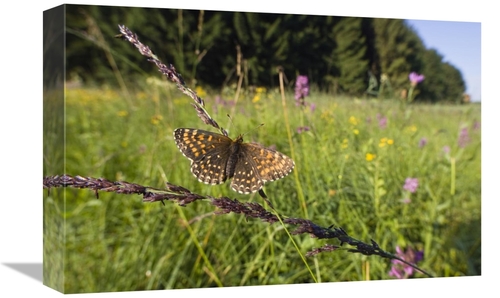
[43,4,480,294]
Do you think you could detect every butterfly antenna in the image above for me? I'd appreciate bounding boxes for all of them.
[226,113,234,126]
[242,123,264,138]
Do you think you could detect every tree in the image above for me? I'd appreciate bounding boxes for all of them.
[331,17,369,95]
[63,5,466,103]
[372,18,425,93]
[419,49,465,102]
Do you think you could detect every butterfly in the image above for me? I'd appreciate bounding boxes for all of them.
[173,128,294,194]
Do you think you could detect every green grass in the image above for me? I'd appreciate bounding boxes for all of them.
[43,83,481,293]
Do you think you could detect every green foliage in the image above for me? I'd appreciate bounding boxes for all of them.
[373,18,425,92]
[332,17,369,94]
[64,4,465,102]
[43,84,481,292]
[420,49,466,103]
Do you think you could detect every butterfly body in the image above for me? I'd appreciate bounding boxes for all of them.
[174,128,294,194]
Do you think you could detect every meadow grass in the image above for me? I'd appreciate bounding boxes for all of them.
[43,80,480,292]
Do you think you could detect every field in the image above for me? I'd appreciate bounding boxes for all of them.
[43,81,481,293]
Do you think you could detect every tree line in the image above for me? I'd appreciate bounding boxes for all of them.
[65,5,466,102]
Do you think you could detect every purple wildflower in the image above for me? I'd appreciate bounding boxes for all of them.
[401,197,411,204]
[376,114,387,128]
[418,137,427,148]
[388,246,424,279]
[458,127,470,148]
[473,120,481,131]
[442,145,450,154]
[378,116,387,129]
[403,178,419,193]
[309,102,316,113]
[409,72,425,86]
[295,75,309,106]
[215,95,223,106]
[296,126,311,134]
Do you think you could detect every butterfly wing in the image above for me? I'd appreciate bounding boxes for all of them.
[174,128,232,185]
[230,143,295,194]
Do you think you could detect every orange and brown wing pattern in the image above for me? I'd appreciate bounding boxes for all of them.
[174,128,295,194]
[230,143,295,194]
[174,128,233,185]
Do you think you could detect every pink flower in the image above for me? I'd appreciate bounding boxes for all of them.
[388,246,424,279]
[294,75,309,104]
[409,72,425,86]
[309,102,316,113]
[403,177,419,193]
[296,126,311,134]
[377,113,387,129]
[418,137,427,148]
[401,197,411,204]
[458,127,470,148]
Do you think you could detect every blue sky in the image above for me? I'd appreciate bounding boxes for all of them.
[405,19,481,102]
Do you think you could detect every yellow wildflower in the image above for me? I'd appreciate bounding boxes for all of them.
[349,116,358,126]
[151,115,163,125]
[255,87,267,93]
[321,110,331,119]
[103,89,118,100]
[321,110,334,124]
[136,91,147,100]
[379,137,387,148]
[341,138,349,149]
[366,153,376,161]
[117,110,128,117]
[173,98,188,105]
[252,87,267,103]
[195,86,207,98]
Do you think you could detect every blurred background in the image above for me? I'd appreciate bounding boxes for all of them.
[55,5,480,103]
